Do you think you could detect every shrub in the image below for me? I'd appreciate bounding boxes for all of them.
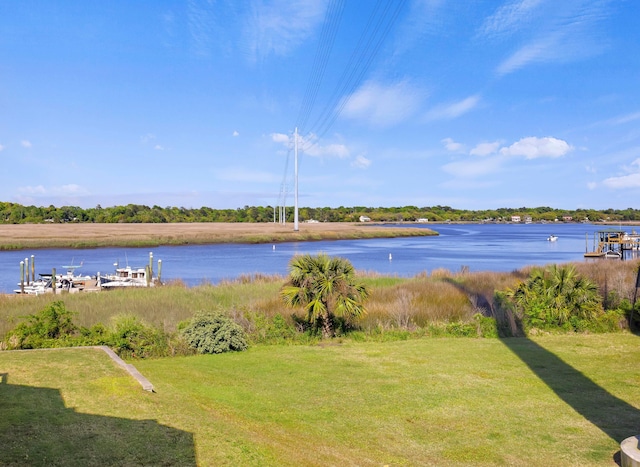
[107,314,170,359]
[5,301,78,349]
[181,311,248,354]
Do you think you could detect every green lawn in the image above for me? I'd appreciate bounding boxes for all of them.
[2,334,640,466]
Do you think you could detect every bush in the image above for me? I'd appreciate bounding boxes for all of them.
[181,311,248,354]
[107,314,170,359]
[5,301,78,349]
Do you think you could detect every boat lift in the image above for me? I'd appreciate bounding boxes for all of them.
[584,229,640,259]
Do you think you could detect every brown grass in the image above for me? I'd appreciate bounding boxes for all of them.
[0,222,436,250]
[1,257,638,340]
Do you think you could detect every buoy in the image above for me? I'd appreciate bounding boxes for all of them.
[273,245,276,250]
[389,253,392,261]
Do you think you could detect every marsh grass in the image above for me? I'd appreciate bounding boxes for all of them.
[2,258,638,343]
[364,277,474,330]
[0,223,436,250]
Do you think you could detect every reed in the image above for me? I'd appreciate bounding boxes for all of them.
[2,258,637,341]
[363,277,474,330]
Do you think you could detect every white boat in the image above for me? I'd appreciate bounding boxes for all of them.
[99,265,157,289]
[14,263,95,295]
[547,235,558,242]
[14,275,53,295]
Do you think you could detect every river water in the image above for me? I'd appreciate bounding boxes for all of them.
[0,223,633,294]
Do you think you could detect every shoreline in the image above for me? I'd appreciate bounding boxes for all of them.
[0,222,437,251]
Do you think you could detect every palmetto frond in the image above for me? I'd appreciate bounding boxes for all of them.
[280,253,369,338]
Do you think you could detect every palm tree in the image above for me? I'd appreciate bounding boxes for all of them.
[281,253,369,338]
[505,264,602,329]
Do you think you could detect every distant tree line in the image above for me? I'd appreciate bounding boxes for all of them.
[1,201,639,224]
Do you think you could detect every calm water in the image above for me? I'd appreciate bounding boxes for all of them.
[0,223,631,294]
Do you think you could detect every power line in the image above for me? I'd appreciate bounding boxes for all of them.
[301,0,408,152]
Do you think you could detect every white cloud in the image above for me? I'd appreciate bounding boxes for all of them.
[606,112,640,126]
[484,1,613,75]
[154,145,165,151]
[21,140,32,148]
[233,130,239,137]
[601,158,640,189]
[499,136,573,159]
[496,35,559,75]
[351,155,371,169]
[0,144,4,152]
[441,138,465,153]
[470,141,501,156]
[441,135,573,181]
[479,0,545,38]
[272,131,349,158]
[341,80,424,127]
[425,95,480,121]
[244,0,328,62]
[271,132,290,144]
[602,173,640,189]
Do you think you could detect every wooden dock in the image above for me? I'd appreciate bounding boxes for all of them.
[584,229,640,259]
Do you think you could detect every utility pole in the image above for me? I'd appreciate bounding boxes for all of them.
[294,127,299,232]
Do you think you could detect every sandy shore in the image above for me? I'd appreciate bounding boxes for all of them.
[0,222,436,250]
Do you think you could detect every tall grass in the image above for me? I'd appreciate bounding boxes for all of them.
[2,258,637,342]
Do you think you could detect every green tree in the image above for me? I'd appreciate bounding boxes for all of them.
[280,254,369,338]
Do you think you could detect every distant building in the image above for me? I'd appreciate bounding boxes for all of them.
[416,218,428,223]
[511,215,521,223]
[359,216,371,222]
[562,215,573,222]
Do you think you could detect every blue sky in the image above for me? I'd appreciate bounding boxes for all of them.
[1,0,639,211]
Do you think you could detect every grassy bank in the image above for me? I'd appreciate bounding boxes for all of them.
[2,334,640,465]
[0,222,437,250]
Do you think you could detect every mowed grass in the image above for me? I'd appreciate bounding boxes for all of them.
[3,334,640,466]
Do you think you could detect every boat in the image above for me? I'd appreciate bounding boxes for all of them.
[546,235,558,242]
[14,265,95,295]
[99,253,162,289]
[14,274,54,295]
[99,265,156,289]
[605,250,622,259]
